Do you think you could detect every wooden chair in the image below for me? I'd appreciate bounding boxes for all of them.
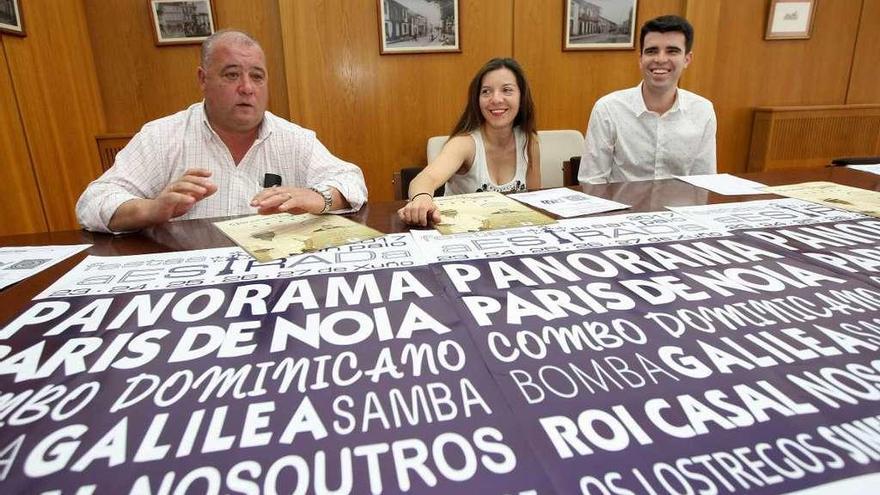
[562,156,580,186]
[392,166,444,201]
[95,133,134,172]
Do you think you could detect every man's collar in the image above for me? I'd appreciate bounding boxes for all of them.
[632,81,681,116]
[628,82,650,115]
[255,112,273,141]
[198,101,272,141]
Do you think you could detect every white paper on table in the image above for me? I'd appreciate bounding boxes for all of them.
[0,244,91,291]
[847,164,880,175]
[668,197,865,231]
[675,173,769,195]
[509,187,629,218]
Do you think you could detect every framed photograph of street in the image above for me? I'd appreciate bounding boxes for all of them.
[765,0,816,40]
[564,0,637,50]
[0,0,25,37]
[149,0,216,46]
[378,0,460,54]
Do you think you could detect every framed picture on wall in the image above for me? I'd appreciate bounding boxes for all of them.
[765,0,816,40]
[0,0,25,37]
[564,0,637,50]
[378,0,460,54]
[149,0,216,46]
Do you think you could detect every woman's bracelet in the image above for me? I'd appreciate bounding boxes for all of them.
[408,192,433,202]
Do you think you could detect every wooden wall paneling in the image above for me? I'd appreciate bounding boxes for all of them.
[85,0,289,133]
[280,0,514,203]
[706,0,863,174]
[681,0,721,98]
[513,0,684,134]
[0,40,47,235]
[85,0,198,132]
[847,0,880,104]
[3,0,106,232]
[213,0,289,118]
[681,0,723,174]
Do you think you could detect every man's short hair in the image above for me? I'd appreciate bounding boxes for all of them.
[639,15,694,53]
[200,29,261,68]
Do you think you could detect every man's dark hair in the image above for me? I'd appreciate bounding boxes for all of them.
[639,15,694,53]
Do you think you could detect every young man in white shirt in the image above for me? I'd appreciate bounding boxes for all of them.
[77,30,367,233]
[579,15,716,184]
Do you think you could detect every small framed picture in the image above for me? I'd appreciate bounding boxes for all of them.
[149,0,216,46]
[0,0,25,37]
[564,0,637,51]
[378,0,460,55]
[765,0,816,40]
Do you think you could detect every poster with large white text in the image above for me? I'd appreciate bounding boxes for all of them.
[2,206,880,493]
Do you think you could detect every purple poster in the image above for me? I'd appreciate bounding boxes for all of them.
[741,218,880,286]
[0,266,552,494]
[432,220,880,494]
[2,216,880,494]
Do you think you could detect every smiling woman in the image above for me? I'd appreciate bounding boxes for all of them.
[397,58,541,227]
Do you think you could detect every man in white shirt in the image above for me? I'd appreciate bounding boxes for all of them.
[77,30,367,233]
[578,15,716,184]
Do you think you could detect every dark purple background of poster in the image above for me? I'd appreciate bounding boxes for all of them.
[4,219,880,495]
[740,218,880,287]
[431,222,880,495]
[0,266,554,494]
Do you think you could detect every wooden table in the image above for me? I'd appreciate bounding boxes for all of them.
[1,166,876,323]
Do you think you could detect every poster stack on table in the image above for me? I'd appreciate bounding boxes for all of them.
[214,212,384,262]
[763,181,880,218]
[2,198,880,493]
[431,191,556,234]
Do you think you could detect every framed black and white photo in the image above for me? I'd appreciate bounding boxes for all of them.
[378,0,460,54]
[564,0,637,51]
[765,0,816,40]
[149,0,216,46]
[0,0,25,37]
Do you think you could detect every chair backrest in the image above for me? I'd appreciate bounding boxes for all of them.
[537,129,584,188]
[562,156,581,186]
[392,166,445,201]
[95,133,134,172]
[426,135,448,164]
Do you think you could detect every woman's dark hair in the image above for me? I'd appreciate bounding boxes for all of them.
[449,58,537,152]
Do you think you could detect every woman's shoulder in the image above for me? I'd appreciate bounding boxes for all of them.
[447,133,478,150]
[440,133,478,167]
